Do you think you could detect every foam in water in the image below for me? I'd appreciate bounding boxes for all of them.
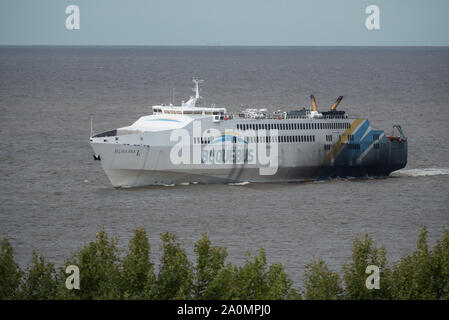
[228,181,251,186]
[391,168,449,177]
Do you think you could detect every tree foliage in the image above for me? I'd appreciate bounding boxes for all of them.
[57,228,121,299]
[390,227,438,299]
[342,234,391,299]
[194,234,227,299]
[121,227,156,299]
[156,232,193,299]
[303,258,342,300]
[0,237,22,299]
[20,252,58,299]
[0,227,448,300]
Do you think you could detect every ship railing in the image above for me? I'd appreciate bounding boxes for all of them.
[234,114,352,120]
[213,114,234,122]
[237,113,289,120]
[222,114,234,120]
[392,125,407,140]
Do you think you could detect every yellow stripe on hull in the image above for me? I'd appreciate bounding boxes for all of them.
[322,118,365,166]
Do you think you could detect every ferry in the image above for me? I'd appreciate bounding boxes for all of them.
[90,78,407,187]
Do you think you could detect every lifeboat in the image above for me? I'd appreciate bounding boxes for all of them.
[386,135,403,143]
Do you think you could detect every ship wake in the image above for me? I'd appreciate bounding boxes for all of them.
[391,168,449,177]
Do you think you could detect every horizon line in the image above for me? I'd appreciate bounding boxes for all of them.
[1,44,449,48]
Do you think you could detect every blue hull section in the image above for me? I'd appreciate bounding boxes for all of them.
[318,136,408,179]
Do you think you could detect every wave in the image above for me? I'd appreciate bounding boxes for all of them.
[391,168,449,177]
[228,181,251,186]
[163,182,200,187]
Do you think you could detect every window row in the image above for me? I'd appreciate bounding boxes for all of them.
[194,137,212,144]
[347,143,361,150]
[193,135,316,144]
[154,109,222,115]
[236,122,351,131]
[244,135,316,143]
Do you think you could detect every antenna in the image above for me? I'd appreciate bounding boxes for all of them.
[192,77,203,99]
[90,116,93,138]
[169,87,175,105]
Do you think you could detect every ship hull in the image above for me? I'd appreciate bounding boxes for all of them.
[99,164,405,187]
[91,130,407,187]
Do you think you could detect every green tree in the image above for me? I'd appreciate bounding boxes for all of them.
[391,226,436,299]
[2,226,447,300]
[342,234,391,299]
[57,229,121,299]
[21,251,58,299]
[120,227,156,299]
[264,263,299,299]
[0,237,22,299]
[202,263,239,299]
[431,230,449,299]
[156,232,193,299]
[193,234,227,299]
[303,258,342,300]
[234,248,269,299]
[233,248,297,299]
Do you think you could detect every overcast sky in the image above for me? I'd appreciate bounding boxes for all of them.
[1,0,448,46]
